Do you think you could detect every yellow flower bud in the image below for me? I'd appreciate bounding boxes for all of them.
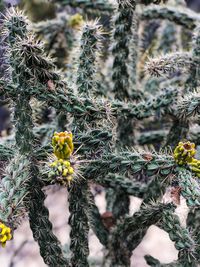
[62,168,68,177]
[1,228,7,235]
[0,223,12,248]
[57,166,63,173]
[52,131,74,160]
[63,161,70,167]
[67,175,73,186]
[68,14,84,29]
[50,161,57,168]
[7,234,12,241]
[68,167,74,174]
[0,236,7,243]
[49,159,75,186]
[173,141,196,165]
[188,158,200,177]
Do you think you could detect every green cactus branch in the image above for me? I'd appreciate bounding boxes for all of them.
[68,182,90,267]
[142,177,166,203]
[140,6,200,30]
[137,129,167,145]
[1,76,178,122]
[0,142,51,163]
[140,0,168,4]
[87,192,109,247]
[26,127,113,162]
[158,209,197,264]
[28,172,68,266]
[111,0,135,100]
[176,92,200,118]
[0,155,30,229]
[175,167,200,206]
[145,255,182,267]
[14,95,35,154]
[2,8,28,46]
[74,128,113,156]
[146,52,194,77]
[185,25,200,92]
[157,21,179,54]
[130,11,139,90]
[76,21,103,95]
[84,149,176,180]
[188,125,200,145]
[33,84,177,120]
[51,0,169,11]
[51,0,113,12]
[35,86,177,120]
[146,24,200,147]
[110,0,137,222]
[41,163,155,198]
[0,144,14,161]
[189,208,200,260]
[109,202,175,266]
[69,18,104,264]
[0,80,17,98]
[165,118,189,148]
[139,20,160,56]
[33,12,76,68]
[94,173,148,197]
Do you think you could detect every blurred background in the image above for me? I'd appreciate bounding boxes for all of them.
[0,0,199,266]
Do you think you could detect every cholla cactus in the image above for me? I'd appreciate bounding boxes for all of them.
[1,1,200,267]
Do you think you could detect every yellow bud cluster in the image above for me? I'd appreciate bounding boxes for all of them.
[0,223,12,248]
[188,159,200,178]
[173,141,200,178]
[173,141,196,165]
[50,159,74,185]
[50,132,75,186]
[68,14,84,29]
[52,131,74,160]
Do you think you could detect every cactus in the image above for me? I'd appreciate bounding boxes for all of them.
[0,1,200,267]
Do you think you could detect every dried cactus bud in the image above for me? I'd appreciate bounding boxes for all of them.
[49,159,74,186]
[171,186,181,205]
[188,158,200,178]
[142,153,153,161]
[52,131,74,160]
[173,141,196,165]
[68,14,84,29]
[101,211,115,230]
[0,222,12,248]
